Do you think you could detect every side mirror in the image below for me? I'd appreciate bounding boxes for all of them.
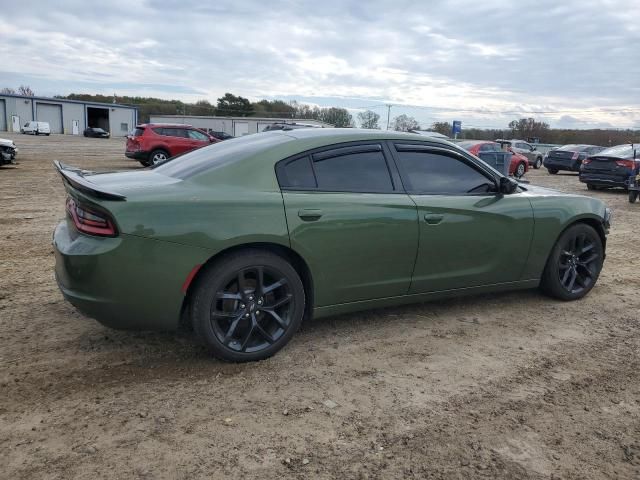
[499,176,518,194]
[532,146,537,151]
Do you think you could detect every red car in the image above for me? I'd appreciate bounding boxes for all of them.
[126,124,220,166]
[459,140,529,178]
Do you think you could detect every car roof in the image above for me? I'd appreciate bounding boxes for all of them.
[279,127,454,146]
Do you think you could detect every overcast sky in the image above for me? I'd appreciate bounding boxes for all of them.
[1,0,639,129]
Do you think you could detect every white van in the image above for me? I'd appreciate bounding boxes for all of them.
[21,121,51,136]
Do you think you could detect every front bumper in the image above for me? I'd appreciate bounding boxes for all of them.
[53,220,209,331]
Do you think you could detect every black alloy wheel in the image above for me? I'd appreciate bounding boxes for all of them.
[191,250,305,362]
[211,266,293,353]
[541,223,603,300]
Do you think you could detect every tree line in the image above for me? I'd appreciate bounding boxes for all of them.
[4,86,638,145]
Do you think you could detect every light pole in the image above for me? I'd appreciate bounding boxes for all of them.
[386,104,392,130]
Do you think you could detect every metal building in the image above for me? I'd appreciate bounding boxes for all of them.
[0,94,138,137]
[149,115,332,137]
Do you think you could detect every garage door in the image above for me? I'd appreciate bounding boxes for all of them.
[0,100,6,132]
[234,121,249,136]
[36,103,63,134]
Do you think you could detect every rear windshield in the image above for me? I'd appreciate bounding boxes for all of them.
[133,127,145,137]
[153,132,292,179]
[597,144,637,159]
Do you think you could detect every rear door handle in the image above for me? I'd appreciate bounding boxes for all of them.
[298,209,323,221]
[424,213,444,225]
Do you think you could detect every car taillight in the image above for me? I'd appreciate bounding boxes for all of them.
[615,159,635,168]
[582,158,592,165]
[66,197,117,237]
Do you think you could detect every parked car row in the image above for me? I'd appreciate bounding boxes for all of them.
[495,139,545,169]
[457,140,529,178]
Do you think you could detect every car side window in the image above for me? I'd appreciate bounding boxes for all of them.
[188,129,208,141]
[479,143,492,152]
[278,156,317,189]
[277,144,394,192]
[394,148,495,195]
[312,147,393,192]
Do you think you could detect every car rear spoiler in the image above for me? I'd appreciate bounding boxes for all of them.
[54,160,126,201]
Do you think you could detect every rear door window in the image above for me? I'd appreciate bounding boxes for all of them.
[277,144,395,193]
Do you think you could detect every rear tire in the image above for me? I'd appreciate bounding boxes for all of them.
[548,168,558,174]
[191,249,305,362]
[540,223,603,301]
[629,190,639,203]
[148,149,169,166]
[534,157,543,169]
[587,184,597,191]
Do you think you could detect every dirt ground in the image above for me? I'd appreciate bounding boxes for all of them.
[1,132,639,480]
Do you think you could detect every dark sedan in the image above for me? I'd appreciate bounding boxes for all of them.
[579,144,640,190]
[84,127,110,138]
[544,144,604,174]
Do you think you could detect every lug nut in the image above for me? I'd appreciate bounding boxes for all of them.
[244,313,250,318]
[239,303,245,309]
[256,310,261,315]
[257,299,262,305]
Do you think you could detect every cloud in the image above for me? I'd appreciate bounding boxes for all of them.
[0,0,639,128]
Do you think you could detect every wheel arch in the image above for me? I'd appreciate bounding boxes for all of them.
[542,216,607,273]
[179,242,315,328]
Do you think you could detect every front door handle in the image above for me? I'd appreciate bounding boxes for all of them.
[424,213,444,225]
[298,209,323,221]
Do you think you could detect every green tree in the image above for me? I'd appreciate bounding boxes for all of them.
[392,114,420,132]
[320,107,354,128]
[431,122,452,136]
[216,93,254,117]
[357,110,380,129]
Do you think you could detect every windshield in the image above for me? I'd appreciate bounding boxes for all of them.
[597,144,637,159]
[153,132,292,179]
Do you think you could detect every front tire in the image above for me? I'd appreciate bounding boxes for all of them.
[540,224,603,301]
[587,184,597,191]
[515,162,526,178]
[191,250,305,362]
[548,168,559,175]
[629,190,639,203]
[534,157,543,169]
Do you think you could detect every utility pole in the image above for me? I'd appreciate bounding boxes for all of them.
[386,104,392,130]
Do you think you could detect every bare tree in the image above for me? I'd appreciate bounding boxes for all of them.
[391,114,420,132]
[18,85,35,96]
[357,110,381,129]
[1,87,16,95]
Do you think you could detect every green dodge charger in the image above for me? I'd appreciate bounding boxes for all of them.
[53,129,611,361]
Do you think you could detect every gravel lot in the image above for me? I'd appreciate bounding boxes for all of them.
[1,133,639,479]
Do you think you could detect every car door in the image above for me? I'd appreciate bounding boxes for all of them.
[278,142,419,307]
[163,128,192,155]
[389,142,534,294]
